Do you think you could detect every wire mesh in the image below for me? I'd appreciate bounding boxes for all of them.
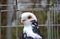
[0,0,60,39]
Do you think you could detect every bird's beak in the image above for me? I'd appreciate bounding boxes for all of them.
[21,19,26,23]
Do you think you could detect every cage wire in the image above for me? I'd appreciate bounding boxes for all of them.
[0,0,60,39]
[0,5,1,39]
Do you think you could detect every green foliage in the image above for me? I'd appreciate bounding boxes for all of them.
[12,27,16,39]
[34,11,47,24]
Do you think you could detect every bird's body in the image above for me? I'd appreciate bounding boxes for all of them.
[21,12,42,39]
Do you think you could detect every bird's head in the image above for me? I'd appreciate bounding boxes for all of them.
[21,12,37,26]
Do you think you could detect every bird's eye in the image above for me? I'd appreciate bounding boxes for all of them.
[28,15,32,19]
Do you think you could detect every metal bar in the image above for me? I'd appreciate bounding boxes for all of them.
[16,0,19,38]
[0,7,60,12]
[52,24,53,39]
[53,0,59,38]
[57,14,59,39]
[0,27,1,39]
[17,3,52,5]
[0,10,14,12]
[16,0,18,9]
[0,4,15,6]
[0,3,60,6]
[0,24,60,27]
[6,0,14,39]
[0,7,1,39]
[57,0,59,39]
[16,8,60,11]
[54,11,56,39]
[0,11,1,26]
[47,9,51,39]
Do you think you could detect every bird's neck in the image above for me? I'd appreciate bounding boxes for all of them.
[23,25,33,33]
[23,21,32,27]
[24,25,32,29]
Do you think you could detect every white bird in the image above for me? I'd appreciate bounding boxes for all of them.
[21,12,42,39]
